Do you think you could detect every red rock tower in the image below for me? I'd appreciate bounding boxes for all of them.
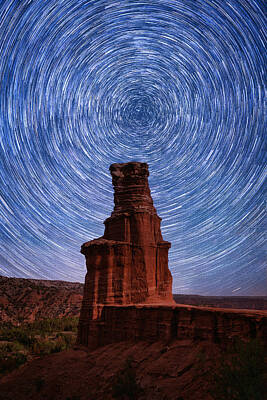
[78,162,174,339]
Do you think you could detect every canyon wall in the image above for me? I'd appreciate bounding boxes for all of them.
[78,304,267,349]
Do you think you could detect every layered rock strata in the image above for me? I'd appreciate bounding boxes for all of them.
[78,162,174,344]
[78,304,267,349]
[77,162,267,349]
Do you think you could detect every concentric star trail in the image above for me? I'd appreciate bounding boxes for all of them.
[0,0,265,295]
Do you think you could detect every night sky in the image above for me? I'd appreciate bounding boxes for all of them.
[0,0,266,295]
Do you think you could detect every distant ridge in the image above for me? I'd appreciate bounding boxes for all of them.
[0,276,83,324]
[173,294,267,310]
[0,276,266,325]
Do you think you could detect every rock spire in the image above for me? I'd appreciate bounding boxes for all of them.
[78,162,174,329]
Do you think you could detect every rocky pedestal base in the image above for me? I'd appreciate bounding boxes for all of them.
[77,304,267,348]
[78,162,174,346]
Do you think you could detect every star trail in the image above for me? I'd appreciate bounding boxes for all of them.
[0,0,265,295]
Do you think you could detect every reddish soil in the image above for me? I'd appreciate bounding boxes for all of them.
[0,339,222,400]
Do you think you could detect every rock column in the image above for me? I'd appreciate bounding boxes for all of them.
[78,162,174,345]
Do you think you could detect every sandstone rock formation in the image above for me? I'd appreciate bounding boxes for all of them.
[78,162,174,343]
[80,304,267,350]
[77,163,267,349]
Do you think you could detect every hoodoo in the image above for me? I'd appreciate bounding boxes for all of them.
[77,162,266,349]
[77,162,174,343]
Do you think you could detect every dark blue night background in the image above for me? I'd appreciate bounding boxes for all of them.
[0,0,266,295]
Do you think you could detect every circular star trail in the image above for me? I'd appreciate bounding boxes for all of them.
[0,0,265,295]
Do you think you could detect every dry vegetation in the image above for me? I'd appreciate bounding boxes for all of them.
[0,316,78,376]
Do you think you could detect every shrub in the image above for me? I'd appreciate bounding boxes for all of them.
[65,396,81,400]
[34,377,45,392]
[0,316,78,377]
[112,357,143,400]
[29,316,79,334]
[32,340,53,355]
[31,333,75,356]
[0,341,24,353]
[210,339,267,400]
[0,352,27,374]
[0,326,35,347]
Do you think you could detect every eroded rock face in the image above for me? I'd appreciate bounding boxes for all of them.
[78,162,174,337]
[83,305,267,350]
[77,163,267,350]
